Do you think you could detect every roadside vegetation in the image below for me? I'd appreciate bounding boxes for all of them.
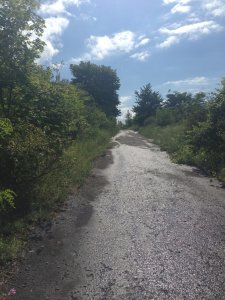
[125,81,225,184]
[0,0,120,276]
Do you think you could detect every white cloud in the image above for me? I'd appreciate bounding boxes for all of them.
[160,21,223,36]
[157,35,179,48]
[130,51,150,61]
[117,95,134,122]
[87,31,136,60]
[163,0,191,5]
[39,0,88,16]
[171,4,191,14]
[164,76,210,86]
[120,96,132,103]
[38,17,69,62]
[72,31,150,62]
[135,37,150,47]
[37,0,90,62]
[203,0,225,17]
[158,0,225,51]
[158,20,223,48]
[161,76,219,94]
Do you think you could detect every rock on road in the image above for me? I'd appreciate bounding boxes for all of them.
[12,131,225,299]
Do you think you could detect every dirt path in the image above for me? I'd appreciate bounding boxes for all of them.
[12,131,225,299]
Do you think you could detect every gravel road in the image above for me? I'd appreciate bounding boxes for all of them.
[12,130,225,299]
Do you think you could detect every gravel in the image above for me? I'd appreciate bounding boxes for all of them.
[12,130,225,300]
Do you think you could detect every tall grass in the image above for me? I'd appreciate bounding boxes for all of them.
[139,123,225,184]
[139,123,186,154]
[32,129,112,211]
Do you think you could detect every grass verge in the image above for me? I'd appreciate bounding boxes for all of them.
[139,123,186,155]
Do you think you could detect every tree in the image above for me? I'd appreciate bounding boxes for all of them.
[70,61,121,117]
[164,91,207,125]
[183,79,225,173]
[164,91,191,109]
[0,0,45,118]
[125,110,133,128]
[133,83,162,125]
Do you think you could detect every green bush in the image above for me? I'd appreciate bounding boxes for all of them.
[0,237,24,266]
[139,81,225,184]
[140,122,186,154]
[175,145,195,165]
[31,129,112,212]
[0,189,16,213]
[155,108,176,126]
[219,168,225,183]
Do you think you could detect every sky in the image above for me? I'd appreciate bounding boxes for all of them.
[38,0,225,120]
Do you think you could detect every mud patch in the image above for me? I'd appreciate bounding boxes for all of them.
[183,168,207,178]
[75,204,93,227]
[116,131,150,148]
[94,149,114,169]
[146,169,181,182]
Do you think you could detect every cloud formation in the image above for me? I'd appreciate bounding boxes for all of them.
[118,96,134,122]
[72,31,150,62]
[161,76,219,94]
[38,0,89,62]
[164,76,210,86]
[163,0,191,4]
[171,3,191,14]
[38,17,69,63]
[157,20,223,48]
[163,0,191,14]
[39,0,87,16]
[120,96,132,103]
[130,51,150,62]
[157,36,179,48]
[160,21,222,36]
[203,0,225,17]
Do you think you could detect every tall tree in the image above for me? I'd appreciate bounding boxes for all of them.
[164,91,206,125]
[70,61,121,117]
[133,83,162,125]
[0,0,45,118]
[164,91,192,109]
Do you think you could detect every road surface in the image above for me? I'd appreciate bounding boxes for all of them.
[12,131,225,299]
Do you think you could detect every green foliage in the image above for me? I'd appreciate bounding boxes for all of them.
[70,61,121,117]
[139,80,225,184]
[219,168,225,183]
[32,129,113,211]
[0,237,24,266]
[163,91,207,126]
[183,81,225,174]
[0,118,13,140]
[164,91,192,109]
[133,83,162,125]
[0,0,120,276]
[0,74,118,214]
[0,0,45,124]
[124,110,133,128]
[0,0,44,85]
[155,108,176,126]
[185,92,207,127]
[0,189,16,212]
[140,123,186,154]
[175,145,195,165]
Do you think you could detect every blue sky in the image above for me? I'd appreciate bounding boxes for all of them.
[38,0,225,119]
